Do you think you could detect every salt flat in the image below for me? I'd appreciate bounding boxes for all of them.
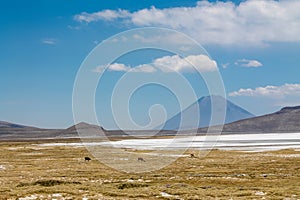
[39,132,300,152]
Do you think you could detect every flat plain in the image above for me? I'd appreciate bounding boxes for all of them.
[0,139,299,200]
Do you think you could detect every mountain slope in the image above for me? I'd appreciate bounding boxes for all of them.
[0,121,35,129]
[0,121,63,140]
[60,122,106,138]
[0,121,122,140]
[163,95,254,130]
[200,106,300,133]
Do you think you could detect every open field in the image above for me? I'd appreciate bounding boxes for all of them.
[0,139,299,200]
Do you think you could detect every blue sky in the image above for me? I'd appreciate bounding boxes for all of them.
[1,0,300,129]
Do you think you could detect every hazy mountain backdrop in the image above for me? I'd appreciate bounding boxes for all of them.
[1,101,299,140]
[163,95,255,130]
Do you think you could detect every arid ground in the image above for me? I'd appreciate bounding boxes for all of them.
[0,139,299,200]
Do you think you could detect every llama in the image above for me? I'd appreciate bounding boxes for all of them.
[137,157,145,162]
[85,157,91,162]
[190,154,196,158]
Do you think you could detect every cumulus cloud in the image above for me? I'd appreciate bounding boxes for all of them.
[74,9,130,23]
[229,84,300,98]
[235,59,263,67]
[93,63,157,73]
[154,54,217,73]
[42,38,57,45]
[93,54,217,73]
[74,0,300,45]
[93,63,130,73]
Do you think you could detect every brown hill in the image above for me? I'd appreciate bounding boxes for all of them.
[199,106,300,133]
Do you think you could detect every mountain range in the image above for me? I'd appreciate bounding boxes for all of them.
[1,97,300,140]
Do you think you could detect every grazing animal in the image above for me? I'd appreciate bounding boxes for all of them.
[85,157,91,162]
[190,154,196,158]
[137,157,145,162]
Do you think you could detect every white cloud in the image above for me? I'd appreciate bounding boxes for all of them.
[67,25,81,30]
[235,59,263,67]
[107,63,130,71]
[131,64,157,73]
[229,84,300,98]
[153,54,217,73]
[221,63,230,69]
[131,33,194,46]
[74,0,300,45]
[93,63,157,73]
[74,9,130,23]
[93,63,130,73]
[42,38,57,45]
[93,54,217,73]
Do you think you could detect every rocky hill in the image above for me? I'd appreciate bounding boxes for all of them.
[199,106,300,133]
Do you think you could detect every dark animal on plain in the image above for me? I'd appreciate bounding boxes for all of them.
[137,157,145,162]
[85,157,91,162]
[190,154,196,158]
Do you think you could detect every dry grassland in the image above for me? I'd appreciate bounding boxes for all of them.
[0,140,299,199]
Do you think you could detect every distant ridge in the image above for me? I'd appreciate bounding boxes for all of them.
[1,105,300,140]
[0,121,61,140]
[0,121,35,129]
[279,106,300,111]
[199,105,300,133]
